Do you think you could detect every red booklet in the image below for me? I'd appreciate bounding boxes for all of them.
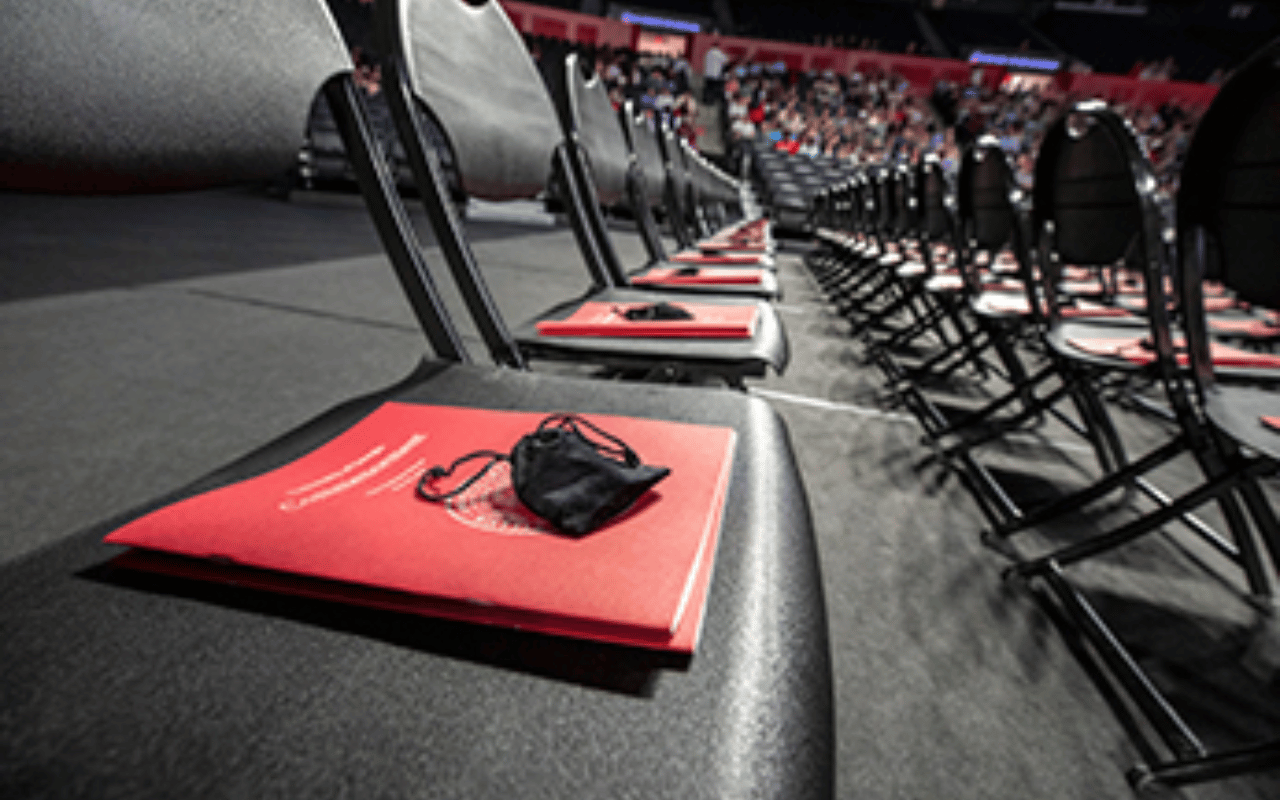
[699,241,767,253]
[1068,336,1280,369]
[1209,318,1280,337]
[671,249,766,265]
[104,403,737,653]
[978,295,1131,319]
[535,301,758,338]
[1262,416,1280,433]
[630,267,764,286]
[1120,295,1239,312]
[1060,302,1131,319]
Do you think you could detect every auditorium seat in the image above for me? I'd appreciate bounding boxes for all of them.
[1004,96,1280,789]
[553,52,780,299]
[373,0,788,387]
[0,2,832,797]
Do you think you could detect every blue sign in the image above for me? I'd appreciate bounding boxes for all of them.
[619,11,700,34]
[968,50,1061,72]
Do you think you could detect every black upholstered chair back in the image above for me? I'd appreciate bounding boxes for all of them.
[892,165,916,236]
[957,140,1016,252]
[702,160,740,207]
[683,148,710,212]
[659,124,693,210]
[853,170,874,233]
[1033,102,1145,267]
[869,167,893,234]
[688,151,730,210]
[823,181,844,230]
[564,53,629,207]
[0,1,349,192]
[842,172,861,231]
[393,0,562,200]
[1179,39,1280,310]
[622,105,667,209]
[917,155,953,241]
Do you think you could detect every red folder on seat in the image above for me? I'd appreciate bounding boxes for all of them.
[698,241,767,253]
[104,403,737,653]
[535,301,758,338]
[671,249,766,265]
[1209,318,1280,337]
[1060,302,1132,319]
[1069,336,1280,369]
[630,267,764,286]
[1119,296,1239,312]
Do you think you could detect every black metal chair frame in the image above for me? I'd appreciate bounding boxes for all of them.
[0,1,832,797]
[374,0,787,387]
[1005,101,1280,790]
[552,55,778,300]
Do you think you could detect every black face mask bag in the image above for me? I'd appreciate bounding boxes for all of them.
[620,301,693,320]
[418,414,670,537]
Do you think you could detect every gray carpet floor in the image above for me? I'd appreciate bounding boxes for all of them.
[2,186,1277,798]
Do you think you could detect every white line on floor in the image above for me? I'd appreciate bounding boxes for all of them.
[748,387,917,422]
[749,386,1101,454]
[772,304,816,315]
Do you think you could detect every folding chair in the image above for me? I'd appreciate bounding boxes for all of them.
[1006,88,1280,788]
[863,155,969,371]
[675,139,773,257]
[0,2,832,797]
[685,149,766,251]
[551,53,780,299]
[982,102,1278,548]
[1178,45,1280,578]
[655,123,772,260]
[806,174,869,290]
[815,168,894,318]
[375,0,787,387]
[839,164,936,340]
[896,134,1160,528]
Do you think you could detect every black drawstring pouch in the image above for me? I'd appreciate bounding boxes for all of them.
[417,414,670,537]
[618,302,693,321]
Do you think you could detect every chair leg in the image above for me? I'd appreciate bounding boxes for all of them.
[990,435,1189,539]
[1131,739,1280,791]
[1034,564,1206,761]
[1070,372,1130,476]
[927,361,1062,445]
[936,378,1078,459]
[1237,474,1280,596]
[1010,466,1256,577]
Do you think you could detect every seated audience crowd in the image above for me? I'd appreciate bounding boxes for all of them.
[720,59,1209,198]
[525,35,704,146]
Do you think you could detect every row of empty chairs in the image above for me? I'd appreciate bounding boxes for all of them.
[0,0,832,797]
[751,140,855,236]
[803,42,1280,790]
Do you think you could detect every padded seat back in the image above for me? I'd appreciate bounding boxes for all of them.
[851,171,872,232]
[564,53,629,207]
[394,0,562,200]
[693,151,737,211]
[703,160,741,206]
[0,0,349,192]
[623,106,667,209]
[873,167,897,233]
[661,126,694,212]
[1179,41,1280,310]
[892,165,915,236]
[917,156,952,241]
[1033,104,1144,267]
[958,140,1016,251]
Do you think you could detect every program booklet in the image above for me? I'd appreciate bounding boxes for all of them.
[105,402,737,653]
